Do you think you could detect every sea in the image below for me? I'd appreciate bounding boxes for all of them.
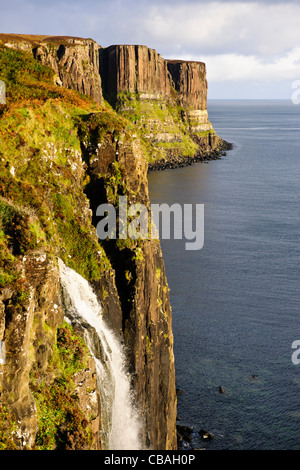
[148,100,300,450]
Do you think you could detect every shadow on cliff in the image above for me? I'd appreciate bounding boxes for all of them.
[77,121,137,334]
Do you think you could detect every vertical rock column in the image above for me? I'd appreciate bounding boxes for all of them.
[99,44,171,103]
[167,60,214,133]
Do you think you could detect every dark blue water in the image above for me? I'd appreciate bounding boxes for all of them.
[148,100,300,450]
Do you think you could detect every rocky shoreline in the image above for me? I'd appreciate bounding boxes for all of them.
[148,139,233,172]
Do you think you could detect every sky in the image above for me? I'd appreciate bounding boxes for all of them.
[0,0,300,99]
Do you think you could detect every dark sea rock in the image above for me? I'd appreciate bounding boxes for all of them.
[177,425,193,446]
[198,429,215,440]
[148,140,233,172]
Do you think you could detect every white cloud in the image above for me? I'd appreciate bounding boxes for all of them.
[147,1,300,86]
[0,0,299,97]
[143,1,300,57]
[179,46,300,83]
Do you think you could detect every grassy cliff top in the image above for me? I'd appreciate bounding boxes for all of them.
[0,33,95,46]
[0,45,97,107]
[0,45,128,285]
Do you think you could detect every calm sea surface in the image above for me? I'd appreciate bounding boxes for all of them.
[148,100,300,450]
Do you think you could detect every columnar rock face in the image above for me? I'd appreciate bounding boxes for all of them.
[0,34,214,136]
[99,45,171,102]
[99,45,210,118]
[99,43,217,158]
[167,60,213,132]
[167,60,207,110]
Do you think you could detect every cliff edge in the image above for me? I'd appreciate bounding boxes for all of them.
[0,35,177,450]
[0,34,228,450]
[0,34,228,167]
[99,44,229,168]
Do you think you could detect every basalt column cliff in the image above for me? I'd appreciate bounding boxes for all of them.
[99,44,227,168]
[0,34,227,450]
[167,60,215,135]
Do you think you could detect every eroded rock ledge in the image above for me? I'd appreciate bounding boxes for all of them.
[147,140,233,171]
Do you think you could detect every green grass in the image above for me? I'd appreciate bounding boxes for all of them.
[0,46,113,282]
[30,322,93,450]
[115,91,201,162]
[0,45,96,110]
[0,45,122,449]
[0,405,18,450]
[0,198,47,286]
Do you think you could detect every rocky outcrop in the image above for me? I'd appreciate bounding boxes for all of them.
[0,40,177,447]
[0,34,102,104]
[78,112,177,449]
[73,355,102,449]
[99,45,211,119]
[0,34,229,451]
[99,45,171,104]
[0,34,225,163]
[0,252,102,449]
[99,43,224,164]
[167,60,213,133]
[33,38,102,104]
[167,60,207,110]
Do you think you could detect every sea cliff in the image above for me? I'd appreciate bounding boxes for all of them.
[0,34,227,450]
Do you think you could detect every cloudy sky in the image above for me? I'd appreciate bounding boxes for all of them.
[1,0,300,99]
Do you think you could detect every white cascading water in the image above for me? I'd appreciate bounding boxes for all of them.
[58,259,142,450]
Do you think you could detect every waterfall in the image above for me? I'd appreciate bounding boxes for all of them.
[58,259,142,450]
[0,340,5,365]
